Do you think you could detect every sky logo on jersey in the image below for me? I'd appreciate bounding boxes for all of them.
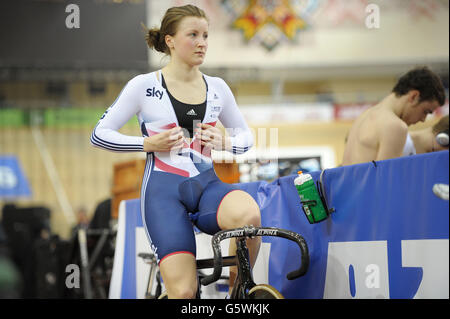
[146,87,164,100]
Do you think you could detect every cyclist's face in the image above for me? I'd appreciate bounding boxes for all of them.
[167,17,209,67]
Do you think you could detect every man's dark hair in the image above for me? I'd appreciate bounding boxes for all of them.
[392,66,446,105]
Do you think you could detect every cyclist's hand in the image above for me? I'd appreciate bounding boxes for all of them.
[194,123,230,151]
[143,126,185,152]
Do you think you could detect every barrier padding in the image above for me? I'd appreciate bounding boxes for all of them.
[109,150,449,299]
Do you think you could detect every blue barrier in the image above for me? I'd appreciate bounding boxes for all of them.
[109,150,449,299]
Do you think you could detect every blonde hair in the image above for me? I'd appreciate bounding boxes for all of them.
[142,4,208,55]
[432,115,449,135]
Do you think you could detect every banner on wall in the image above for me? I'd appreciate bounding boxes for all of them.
[0,155,31,198]
[109,151,449,299]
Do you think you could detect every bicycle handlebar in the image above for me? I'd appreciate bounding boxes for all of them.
[200,226,309,286]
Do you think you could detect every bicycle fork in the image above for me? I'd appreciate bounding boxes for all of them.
[230,237,256,299]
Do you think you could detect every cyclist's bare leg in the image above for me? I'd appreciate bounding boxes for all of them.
[217,190,262,295]
[159,253,198,299]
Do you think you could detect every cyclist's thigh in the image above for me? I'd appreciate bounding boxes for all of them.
[142,171,197,264]
[215,189,261,229]
[194,178,240,234]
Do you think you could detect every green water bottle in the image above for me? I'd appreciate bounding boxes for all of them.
[294,171,328,224]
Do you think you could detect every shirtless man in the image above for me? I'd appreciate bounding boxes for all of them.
[342,67,446,166]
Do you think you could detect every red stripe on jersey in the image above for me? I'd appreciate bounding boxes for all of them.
[154,156,190,177]
[160,123,177,130]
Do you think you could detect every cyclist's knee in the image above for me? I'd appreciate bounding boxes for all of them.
[159,253,198,299]
[218,190,261,229]
[230,205,261,228]
[169,284,197,299]
[242,206,261,227]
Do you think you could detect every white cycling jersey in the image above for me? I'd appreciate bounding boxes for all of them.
[402,132,417,157]
[91,70,253,177]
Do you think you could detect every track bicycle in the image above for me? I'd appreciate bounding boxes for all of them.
[155,225,309,299]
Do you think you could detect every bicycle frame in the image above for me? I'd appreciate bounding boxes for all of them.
[199,225,310,299]
[230,237,255,299]
[196,237,256,299]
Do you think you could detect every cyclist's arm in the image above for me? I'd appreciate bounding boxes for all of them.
[90,75,145,152]
[217,78,254,155]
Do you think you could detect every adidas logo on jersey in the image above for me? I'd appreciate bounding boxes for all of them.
[187,109,197,116]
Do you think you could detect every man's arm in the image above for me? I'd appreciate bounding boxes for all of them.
[375,120,408,161]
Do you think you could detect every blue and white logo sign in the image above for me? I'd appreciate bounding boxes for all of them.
[0,155,31,198]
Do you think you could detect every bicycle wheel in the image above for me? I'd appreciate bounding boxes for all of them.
[248,284,284,299]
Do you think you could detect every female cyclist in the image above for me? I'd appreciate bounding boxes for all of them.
[91,4,261,299]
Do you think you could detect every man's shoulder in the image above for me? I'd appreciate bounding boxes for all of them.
[379,115,408,138]
[368,107,407,129]
[383,113,408,129]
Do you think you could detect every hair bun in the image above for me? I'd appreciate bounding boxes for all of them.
[144,27,166,53]
[148,29,160,43]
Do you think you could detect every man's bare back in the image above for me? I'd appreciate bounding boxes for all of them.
[342,100,408,165]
